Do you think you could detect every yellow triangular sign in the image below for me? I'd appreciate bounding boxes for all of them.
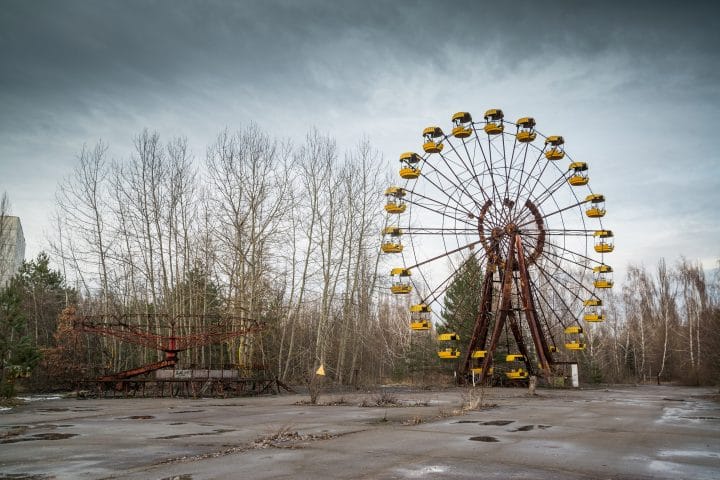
[315,364,326,376]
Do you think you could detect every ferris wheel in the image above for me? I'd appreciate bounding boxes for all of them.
[382,109,614,383]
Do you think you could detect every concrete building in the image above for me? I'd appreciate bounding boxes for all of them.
[0,216,25,287]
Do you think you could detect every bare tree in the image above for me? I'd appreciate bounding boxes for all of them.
[55,142,111,311]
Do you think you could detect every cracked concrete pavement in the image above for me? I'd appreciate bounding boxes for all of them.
[1,385,718,479]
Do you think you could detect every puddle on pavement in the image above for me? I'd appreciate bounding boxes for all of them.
[159,475,193,480]
[469,436,499,442]
[170,410,204,414]
[0,474,52,479]
[454,420,479,424]
[482,420,514,426]
[512,425,535,432]
[169,422,187,425]
[155,428,234,440]
[120,415,155,420]
[36,408,69,412]
[657,449,720,459]
[1,433,78,444]
[509,424,551,431]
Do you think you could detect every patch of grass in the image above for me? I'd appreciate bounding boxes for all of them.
[360,392,402,407]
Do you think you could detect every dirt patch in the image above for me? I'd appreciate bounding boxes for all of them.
[0,425,29,440]
[157,429,356,465]
[156,429,234,440]
[469,436,500,442]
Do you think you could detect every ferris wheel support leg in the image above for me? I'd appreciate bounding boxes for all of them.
[458,267,495,379]
[476,239,517,383]
[515,235,553,377]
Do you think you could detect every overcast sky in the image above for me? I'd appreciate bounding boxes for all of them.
[1,0,719,282]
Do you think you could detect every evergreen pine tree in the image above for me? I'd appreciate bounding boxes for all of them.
[0,277,41,398]
[440,255,484,342]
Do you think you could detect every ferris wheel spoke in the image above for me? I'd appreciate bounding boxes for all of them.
[511,145,547,210]
[538,244,592,274]
[516,198,587,229]
[404,227,478,235]
[528,280,563,343]
[436,151,486,210]
[460,140,492,203]
[404,193,477,227]
[532,172,574,208]
[406,239,482,271]
[419,250,488,306]
[414,163,480,216]
[471,125,504,209]
[443,138,491,204]
[531,259,586,315]
[538,234,598,266]
[524,228,595,236]
[526,241,596,299]
[529,274,574,332]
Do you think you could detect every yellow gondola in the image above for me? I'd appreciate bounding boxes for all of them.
[438,347,461,359]
[384,186,406,214]
[506,354,526,362]
[410,320,431,331]
[438,333,460,341]
[549,345,558,353]
[565,341,586,351]
[593,230,614,253]
[451,112,473,138]
[568,162,589,186]
[583,297,604,322]
[484,109,504,135]
[584,298,602,307]
[471,350,486,358]
[545,135,565,160]
[422,127,444,153]
[381,226,403,253]
[564,325,583,334]
[410,303,431,330]
[585,193,606,218]
[584,313,605,322]
[506,368,529,379]
[390,267,412,294]
[399,152,422,179]
[593,264,614,289]
[516,117,537,142]
[381,242,403,253]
